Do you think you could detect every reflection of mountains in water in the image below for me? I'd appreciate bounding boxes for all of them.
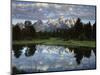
[12,44,36,58]
[12,44,96,65]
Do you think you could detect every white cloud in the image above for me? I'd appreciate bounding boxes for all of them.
[38,8,43,11]
[35,3,49,8]
[69,7,73,11]
[54,4,62,9]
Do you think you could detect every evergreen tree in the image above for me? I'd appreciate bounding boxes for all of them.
[74,18,84,39]
[93,22,96,40]
[84,22,92,40]
[12,24,21,40]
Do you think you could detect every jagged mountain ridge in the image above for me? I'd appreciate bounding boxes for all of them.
[15,16,77,32]
[33,17,77,32]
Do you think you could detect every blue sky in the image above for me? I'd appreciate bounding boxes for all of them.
[12,1,96,23]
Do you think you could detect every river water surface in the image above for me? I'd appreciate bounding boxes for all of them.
[12,44,96,74]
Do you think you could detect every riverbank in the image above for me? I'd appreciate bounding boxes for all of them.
[13,38,96,48]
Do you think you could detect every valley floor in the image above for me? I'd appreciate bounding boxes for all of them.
[13,38,96,48]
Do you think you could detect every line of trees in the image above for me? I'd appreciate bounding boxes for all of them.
[12,18,96,41]
[13,21,36,40]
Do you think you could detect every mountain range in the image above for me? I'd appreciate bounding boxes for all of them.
[33,16,77,32]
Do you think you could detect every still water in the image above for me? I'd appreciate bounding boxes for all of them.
[12,44,96,74]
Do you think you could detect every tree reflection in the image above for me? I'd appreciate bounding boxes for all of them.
[92,48,96,56]
[74,48,83,64]
[12,66,26,75]
[12,45,23,58]
[25,44,36,57]
[68,47,94,65]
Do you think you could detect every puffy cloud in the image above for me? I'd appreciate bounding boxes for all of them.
[35,3,49,8]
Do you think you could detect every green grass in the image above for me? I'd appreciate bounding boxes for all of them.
[13,38,96,48]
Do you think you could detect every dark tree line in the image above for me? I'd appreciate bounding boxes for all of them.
[12,18,96,41]
[12,21,36,40]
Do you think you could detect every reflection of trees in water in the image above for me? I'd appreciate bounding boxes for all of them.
[12,45,23,58]
[12,44,96,66]
[92,48,96,56]
[68,47,95,64]
[12,66,26,75]
[25,44,36,57]
[12,44,36,58]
